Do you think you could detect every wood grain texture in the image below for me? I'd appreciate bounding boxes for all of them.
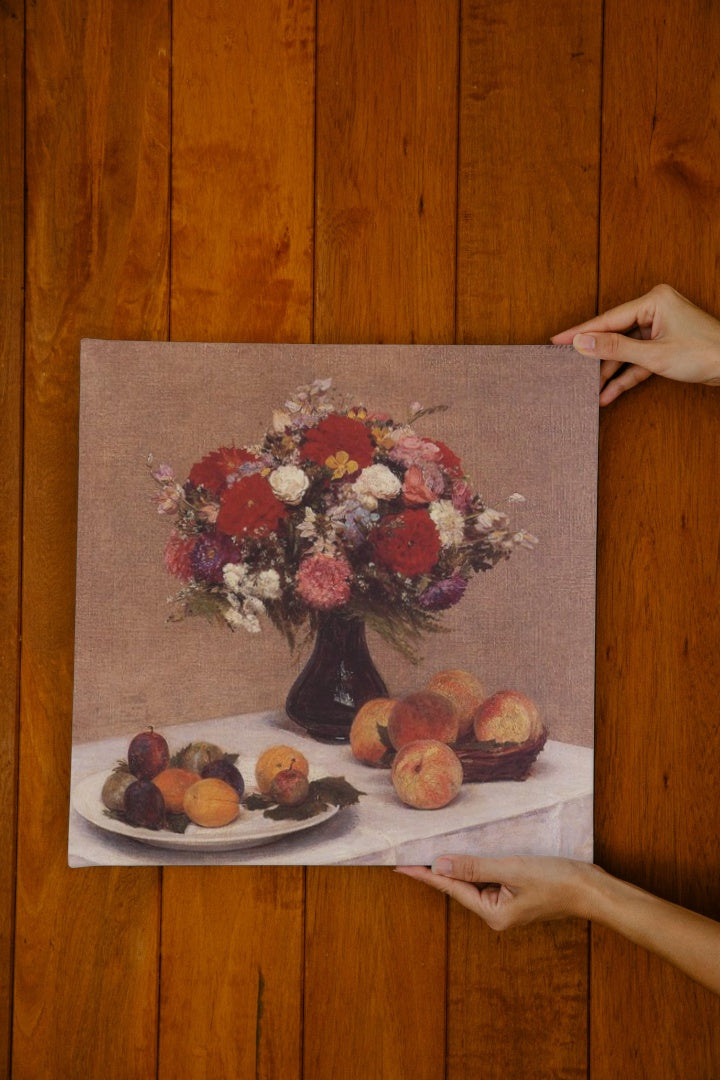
[448,3,602,1075]
[456,0,603,345]
[306,3,458,1077]
[0,2,23,1074]
[593,1,720,1072]
[160,4,315,1076]
[314,0,458,345]
[14,1,170,1076]
[171,0,315,344]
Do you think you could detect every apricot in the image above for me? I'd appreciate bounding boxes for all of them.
[255,745,309,794]
[183,778,240,827]
[388,691,459,750]
[425,669,486,740]
[152,767,201,814]
[350,698,397,767]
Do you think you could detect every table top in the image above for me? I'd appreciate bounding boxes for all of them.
[69,708,593,867]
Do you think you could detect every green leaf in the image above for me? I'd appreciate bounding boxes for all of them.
[307,776,365,808]
[165,812,191,834]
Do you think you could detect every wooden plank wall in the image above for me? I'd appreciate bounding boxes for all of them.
[3,1,719,1076]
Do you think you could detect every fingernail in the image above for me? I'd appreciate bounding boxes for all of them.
[574,333,596,353]
[432,857,453,875]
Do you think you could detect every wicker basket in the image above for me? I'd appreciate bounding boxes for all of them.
[454,726,548,783]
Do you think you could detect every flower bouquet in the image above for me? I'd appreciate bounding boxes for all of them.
[150,379,536,741]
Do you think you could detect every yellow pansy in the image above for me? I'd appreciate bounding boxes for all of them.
[371,425,395,451]
[325,450,359,479]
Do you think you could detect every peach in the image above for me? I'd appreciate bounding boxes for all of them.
[255,745,310,794]
[391,739,463,809]
[152,767,202,814]
[350,697,398,767]
[473,689,543,745]
[425,669,486,740]
[183,778,240,827]
[388,691,459,750]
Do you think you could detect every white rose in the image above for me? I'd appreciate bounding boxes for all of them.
[269,464,309,505]
[429,501,465,547]
[354,463,401,501]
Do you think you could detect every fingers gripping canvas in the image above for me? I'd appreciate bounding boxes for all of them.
[69,342,597,867]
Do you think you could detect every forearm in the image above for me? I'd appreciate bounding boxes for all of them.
[581,865,720,995]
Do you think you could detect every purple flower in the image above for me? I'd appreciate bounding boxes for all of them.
[190,532,241,584]
[419,574,468,611]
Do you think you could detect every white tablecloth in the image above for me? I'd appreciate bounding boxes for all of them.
[69,709,593,867]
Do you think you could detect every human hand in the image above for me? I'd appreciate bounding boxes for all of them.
[551,283,720,405]
[396,855,599,930]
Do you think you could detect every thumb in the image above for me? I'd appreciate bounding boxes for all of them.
[573,331,665,372]
[432,854,513,884]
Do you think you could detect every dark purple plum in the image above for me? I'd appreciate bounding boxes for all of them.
[127,728,170,780]
[124,779,166,829]
[201,758,245,799]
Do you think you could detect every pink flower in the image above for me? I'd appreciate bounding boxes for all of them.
[164,532,195,581]
[389,434,442,468]
[451,478,473,512]
[402,463,445,505]
[296,555,353,610]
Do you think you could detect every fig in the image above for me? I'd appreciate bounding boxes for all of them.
[201,758,244,798]
[176,741,225,774]
[269,768,310,807]
[124,779,166,829]
[128,728,170,780]
[101,767,136,812]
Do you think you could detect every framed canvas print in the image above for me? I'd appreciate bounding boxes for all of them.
[69,342,597,867]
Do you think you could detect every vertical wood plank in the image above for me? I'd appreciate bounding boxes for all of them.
[14,2,170,1077]
[449,3,602,1076]
[457,0,602,344]
[0,2,24,1075]
[160,3,315,1077]
[593,1,720,1073]
[307,3,458,1077]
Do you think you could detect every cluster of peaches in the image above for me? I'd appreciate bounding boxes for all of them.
[101,730,313,831]
[349,669,544,810]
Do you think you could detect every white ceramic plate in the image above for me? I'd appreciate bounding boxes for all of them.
[71,771,340,852]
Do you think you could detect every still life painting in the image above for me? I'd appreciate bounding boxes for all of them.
[69,341,598,866]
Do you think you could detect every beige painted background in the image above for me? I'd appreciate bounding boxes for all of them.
[72,340,597,746]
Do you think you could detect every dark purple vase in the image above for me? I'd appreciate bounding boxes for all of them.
[285,613,388,742]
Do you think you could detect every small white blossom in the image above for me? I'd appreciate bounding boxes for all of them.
[508,492,526,504]
[269,464,309,505]
[251,569,282,600]
[272,409,293,432]
[223,562,249,593]
[476,508,509,533]
[224,605,261,633]
[297,506,318,540]
[429,501,466,547]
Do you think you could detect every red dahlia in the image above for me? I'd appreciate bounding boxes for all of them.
[370,509,442,577]
[216,473,287,539]
[300,414,375,475]
[188,446,258,497]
